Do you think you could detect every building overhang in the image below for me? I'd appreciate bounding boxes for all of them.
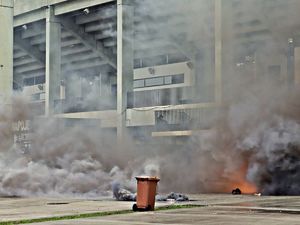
[14,0,115,27]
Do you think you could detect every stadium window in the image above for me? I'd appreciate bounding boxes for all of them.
[23,77,34,86]
[164,76,172,85]
[172,74,184,84]
[145,77,164,87]
[35,75,45,84]
[134,79,145,88]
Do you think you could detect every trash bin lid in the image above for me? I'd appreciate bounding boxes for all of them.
[135,176,160,182]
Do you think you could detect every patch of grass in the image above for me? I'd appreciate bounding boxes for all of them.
[0,204,203,225]
[156,204,204,211]
[0,210,133,225]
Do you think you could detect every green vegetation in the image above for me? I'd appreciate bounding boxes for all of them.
[0,204,203,225]
[156,204,203,211]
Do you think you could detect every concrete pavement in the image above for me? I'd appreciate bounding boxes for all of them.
[0,194,299,224]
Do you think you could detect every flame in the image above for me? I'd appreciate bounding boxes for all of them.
[227,162,258,194]
[231,181,257,194]
[219,161,258,194]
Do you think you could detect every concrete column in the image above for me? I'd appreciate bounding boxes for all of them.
[221,0,235,101]
[214,0,222,104]
[0,0,13,105]
[294,47,300,85]
[287,38,295,85]
[117,0,134,141]
[45,6,61,116]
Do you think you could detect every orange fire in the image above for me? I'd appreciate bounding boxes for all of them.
[231,181,257,194]
[227,162,258,194]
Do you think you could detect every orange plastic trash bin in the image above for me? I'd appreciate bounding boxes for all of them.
[132,176,160,211]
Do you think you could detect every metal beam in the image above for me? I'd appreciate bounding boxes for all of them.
[59,17,116,69]
[14,35,45,66]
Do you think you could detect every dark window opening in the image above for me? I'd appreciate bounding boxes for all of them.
[134,74,185,89]
[133,79,145,88]
[35,75,45,84]
[23,75,45,86]
[172,74,184,84]
[23,77,34,86]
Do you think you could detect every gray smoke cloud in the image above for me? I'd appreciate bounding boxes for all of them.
[0,94,156,197]
[234,86,300,195]
[131,0,300,195]
[2,88,298,196]
[5,0,300,197]
[245,119,300,195]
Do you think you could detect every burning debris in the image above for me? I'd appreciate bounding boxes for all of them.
[156,192,189,202]
[112,182,136,201]
[166,192,189,201]
[232,188,242,195]
[112,182,189,202]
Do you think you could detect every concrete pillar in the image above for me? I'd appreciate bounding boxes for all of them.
[214,0,222,104]
[221,0,235,101]
[0,0,13,105]
[294,47,300,85]
[287,38,295,85]
[45,6,61,116]
[117,0,134,141]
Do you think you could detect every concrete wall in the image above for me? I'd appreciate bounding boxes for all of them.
[0,0,13,104]
[14,0,67,15]
[255,50,287,82]
[14,0,114,16]
[133,62,193,92]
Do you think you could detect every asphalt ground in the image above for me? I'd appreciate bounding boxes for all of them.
[0,194,299,224]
